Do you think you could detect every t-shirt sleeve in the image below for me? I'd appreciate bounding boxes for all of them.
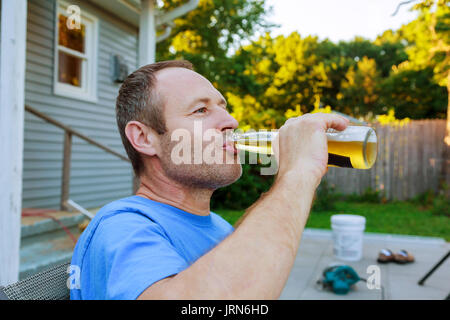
[84,212,189,300]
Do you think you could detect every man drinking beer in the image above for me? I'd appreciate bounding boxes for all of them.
[70,60,349,300]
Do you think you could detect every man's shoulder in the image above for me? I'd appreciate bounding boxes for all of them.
[94,195,168,223]
[208,212,235,237]
[98,195,153,215]
[72,196,164,256]
[70,196,189,300]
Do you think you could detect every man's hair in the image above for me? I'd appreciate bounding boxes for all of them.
[116,60,194,176]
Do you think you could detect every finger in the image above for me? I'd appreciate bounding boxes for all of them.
[311,113,350,132]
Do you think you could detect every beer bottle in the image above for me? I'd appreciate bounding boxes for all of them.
[231,126,377,169]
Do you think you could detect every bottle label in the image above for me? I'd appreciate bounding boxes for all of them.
[328,153,353,168]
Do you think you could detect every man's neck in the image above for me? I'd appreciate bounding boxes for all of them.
[136,169,213,216]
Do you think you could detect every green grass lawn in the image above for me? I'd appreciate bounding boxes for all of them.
[214,201,450,241]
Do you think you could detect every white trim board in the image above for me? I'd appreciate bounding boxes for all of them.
[0,0,27,286]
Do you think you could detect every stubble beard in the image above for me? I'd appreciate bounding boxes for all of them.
[158,132,242,190]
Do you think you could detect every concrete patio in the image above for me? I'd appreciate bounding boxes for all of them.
[280,228,450,300]
[19,211,449,300]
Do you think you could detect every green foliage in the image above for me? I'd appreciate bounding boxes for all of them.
[411,187,450,217]
[410,189,437,207]
[378,67,447,119]
[154,0,447,126]
[211,160,274,210]
[431,193,450,217]
[400,0,450,87]
[312,180,339,212]
[344,187,383,203]
[226,22,447,128]
[307,201,450,241]
[339,56,381,116]
[156,0,274,93]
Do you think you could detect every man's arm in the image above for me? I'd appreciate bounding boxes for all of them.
[138,113,349,299]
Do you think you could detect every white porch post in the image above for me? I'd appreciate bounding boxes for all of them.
[0,0,27,285]
[138,0,200,66]
[139,0,156,66]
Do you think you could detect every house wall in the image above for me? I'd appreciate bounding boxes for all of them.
[23,0,138,209]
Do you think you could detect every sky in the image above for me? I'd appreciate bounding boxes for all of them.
[264,0,420,43]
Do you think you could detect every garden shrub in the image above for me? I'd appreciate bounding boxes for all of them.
[411,189,436,207]
[430,183,450,217]
[431,193,450,217]
[211,162,274,210]
[344,187,382,203]
[408,185,449,217]
[312,180,339,212]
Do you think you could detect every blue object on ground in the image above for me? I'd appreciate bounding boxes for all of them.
[322,265,361,295]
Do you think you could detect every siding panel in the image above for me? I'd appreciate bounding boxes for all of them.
[23,0,136,209]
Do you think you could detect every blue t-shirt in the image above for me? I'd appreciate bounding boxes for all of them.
[70,195,234,300]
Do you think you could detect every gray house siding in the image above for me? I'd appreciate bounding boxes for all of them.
[23,0,137,209]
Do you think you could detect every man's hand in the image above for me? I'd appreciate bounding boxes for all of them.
[273,113,350,188]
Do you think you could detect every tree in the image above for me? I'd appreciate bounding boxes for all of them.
[379,67,447,119]
[156,0,274,94]
[393,0,449,194]
[339,56,381,117]
[228,32,337,129]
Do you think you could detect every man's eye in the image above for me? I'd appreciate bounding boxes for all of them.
[194,107,207,114]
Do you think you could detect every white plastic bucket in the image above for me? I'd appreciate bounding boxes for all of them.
[331,214,366,261]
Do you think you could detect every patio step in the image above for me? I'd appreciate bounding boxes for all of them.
[19,210,93,280]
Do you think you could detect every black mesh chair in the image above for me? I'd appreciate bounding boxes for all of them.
[0,261,71,300]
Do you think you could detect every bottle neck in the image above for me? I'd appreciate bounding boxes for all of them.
[231,130,279,142]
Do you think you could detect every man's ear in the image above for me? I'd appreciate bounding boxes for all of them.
[124,121,160,157]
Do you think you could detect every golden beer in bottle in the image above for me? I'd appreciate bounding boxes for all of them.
[231,125,377,169]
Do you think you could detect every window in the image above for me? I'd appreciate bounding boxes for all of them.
[54,1,98,102]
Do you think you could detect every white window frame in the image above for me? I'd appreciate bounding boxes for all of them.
[53,0,98,102]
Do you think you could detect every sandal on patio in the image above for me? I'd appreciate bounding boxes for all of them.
[394,250,415,264]
[377,249,395,263]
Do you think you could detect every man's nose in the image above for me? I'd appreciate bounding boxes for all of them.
[218,109,239,132]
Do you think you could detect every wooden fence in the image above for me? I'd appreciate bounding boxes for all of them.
[324,120,447,200]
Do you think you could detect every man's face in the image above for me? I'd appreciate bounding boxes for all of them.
[154,67,242,189]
